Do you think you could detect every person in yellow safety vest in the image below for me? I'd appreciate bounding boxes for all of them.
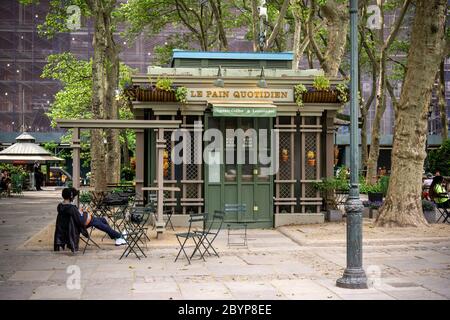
[429,175,449,208]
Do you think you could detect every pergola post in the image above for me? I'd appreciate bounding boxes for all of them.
[56,119,181,234]
[325,110,337,178]
[72,127,81,205]
[135,129,144,200]
[156,128,166,235]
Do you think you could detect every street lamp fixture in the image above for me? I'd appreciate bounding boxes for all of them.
[214,66,224,88]
[257,67,267,88]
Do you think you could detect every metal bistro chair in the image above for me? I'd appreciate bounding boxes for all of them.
[151,208,175,231]
[148,191,175,231]
[174,213,207,264]
[436,204,450,223]
[81,227,102,254]
[224,204,248,247]
[79,205,102,254]
[119,206,152,260]
[191,210,225,259]
[434,193,450,224]
[99,204,128,242]
[130,204,154,243]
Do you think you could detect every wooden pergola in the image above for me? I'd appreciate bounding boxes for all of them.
[56,119,181,234]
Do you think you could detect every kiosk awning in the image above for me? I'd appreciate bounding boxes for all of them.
[211,102,277,117]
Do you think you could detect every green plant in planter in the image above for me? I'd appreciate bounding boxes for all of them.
[336,83,349,103]
[379,175,390,196]
[155,77,173,92]
[294,84,307,107]
[175,86,188,103]
[313,75,330,91]
[314,177,349,209]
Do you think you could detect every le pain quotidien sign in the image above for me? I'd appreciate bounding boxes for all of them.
[187,88,294,102]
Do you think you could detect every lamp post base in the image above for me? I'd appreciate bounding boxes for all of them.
[336,268,368,289]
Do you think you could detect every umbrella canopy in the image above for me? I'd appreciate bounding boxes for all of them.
[0,132,64,164]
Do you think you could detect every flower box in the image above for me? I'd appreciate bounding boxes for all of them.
[137,88,177,102]
[302,90,339,103]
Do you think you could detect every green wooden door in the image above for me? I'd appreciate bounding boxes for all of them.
[205,115,273,228]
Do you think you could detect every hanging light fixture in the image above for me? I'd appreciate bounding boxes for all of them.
[214,66,224,88]
[257,66,267,88]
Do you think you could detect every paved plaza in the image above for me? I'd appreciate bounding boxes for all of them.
[0,190,449,300]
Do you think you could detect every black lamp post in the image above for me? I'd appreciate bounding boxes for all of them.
[336,0,368,289]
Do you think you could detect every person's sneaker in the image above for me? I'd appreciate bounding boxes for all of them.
[121,230,128,239]
[115,238,126,246]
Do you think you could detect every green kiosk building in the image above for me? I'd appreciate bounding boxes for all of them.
[129,50,345,228]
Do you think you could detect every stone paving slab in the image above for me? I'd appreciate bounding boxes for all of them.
[132,281,180,294]
[81,279,134,299]
[380,289,447,300]
[9,270,54,282]
[30,284,82,300]
[0,283,36,299]
[1,191,450,300]
[178,281,233,300]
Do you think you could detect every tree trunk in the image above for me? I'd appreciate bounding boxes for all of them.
[361,39,377,168]
[104,14,121,185]
[264,0,290,50]
[320,0,349,77]
[366,57,387,184]
[376,0,447,227]
[121,130,131,169]
[438,59,448,140]
[366,0,411,184]
[88,0,120,189]
[251,0,259,52]
[291,0,302,70]
[209,0,228,50]
[306,0,348,77]
[89,1,108,191]
[366,1,385,184]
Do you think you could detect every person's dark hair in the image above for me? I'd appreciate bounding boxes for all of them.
[429,176,444,201]
[61,187,78,201]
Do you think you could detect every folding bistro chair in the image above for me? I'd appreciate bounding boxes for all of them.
[148,190,175,231]
[432,191,450,224]
[436,203,450,223]
[192,210,225,259]
[80,206,102,254]
[81,226,102,254]
[174,213,207,264]
[119,206,152,260]
[128,205,153,243]
[100,203,128,242]
[224,204,248,247]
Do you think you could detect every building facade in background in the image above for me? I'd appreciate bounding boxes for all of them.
[0,0,449,170]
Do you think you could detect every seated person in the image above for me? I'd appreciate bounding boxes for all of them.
[56,188,126,250]
[422,173,434,200]
[0,170,12,197]
[429,176,450,208]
